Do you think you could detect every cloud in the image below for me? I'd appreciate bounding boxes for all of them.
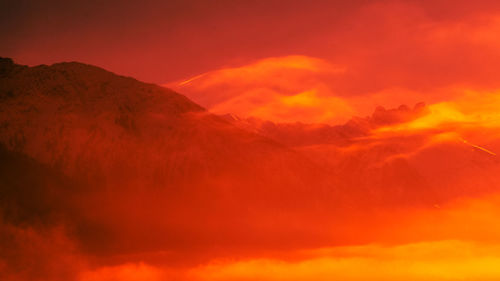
[188,240,500,281]
[0,221,86,281]
[3,192,500,281]
[211,88,354,123]
[184,193,500,281]
[374,88,500,135]
[168,55,353,124]
[161,2,500,125]
[79,263,170,281]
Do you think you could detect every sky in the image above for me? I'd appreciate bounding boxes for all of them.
[0,0,367,82]
[4,0,500,123]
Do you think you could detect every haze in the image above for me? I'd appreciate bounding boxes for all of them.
[2,1,500,281]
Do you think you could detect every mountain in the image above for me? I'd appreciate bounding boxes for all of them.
[221,102,500,206]
[0,57,336,263]
[220,102,429,147]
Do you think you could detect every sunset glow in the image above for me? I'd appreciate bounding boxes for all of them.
[2,1,500,281]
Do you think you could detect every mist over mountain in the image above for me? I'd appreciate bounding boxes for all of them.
[220,99,500,205]
[1,57,500,281]
[220,102,429,147]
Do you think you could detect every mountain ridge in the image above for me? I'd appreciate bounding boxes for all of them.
[0,57,336,259]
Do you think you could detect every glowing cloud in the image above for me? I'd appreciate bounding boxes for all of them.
[185,193,500,281]
[168,55,352,124]
[189,241,500,281]
[374,89,500,136]
[211,88,354,124]
[79,263,167,281]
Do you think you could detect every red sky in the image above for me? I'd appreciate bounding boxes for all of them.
[2,0,500,85]
[5,0,500,124]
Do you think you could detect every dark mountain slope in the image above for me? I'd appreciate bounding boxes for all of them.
[0,57,333,259]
